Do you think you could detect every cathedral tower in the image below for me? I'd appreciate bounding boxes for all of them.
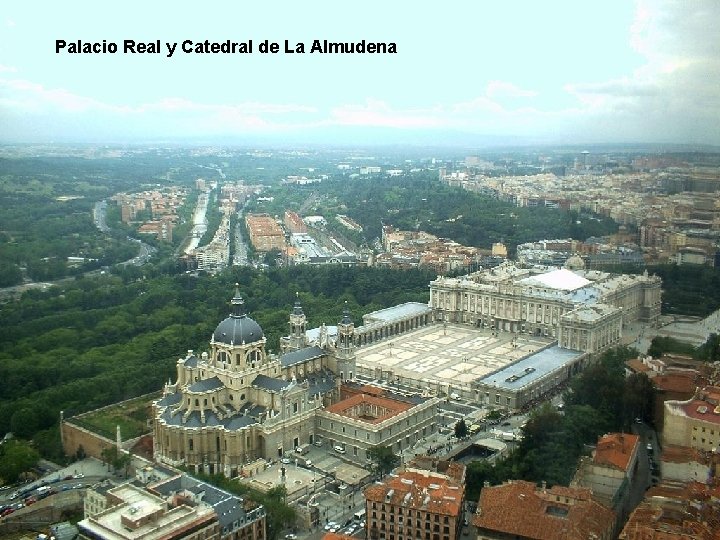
[287,293,308,352]
[335,302,356,382]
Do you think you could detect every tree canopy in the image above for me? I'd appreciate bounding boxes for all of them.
[367,445,400,478]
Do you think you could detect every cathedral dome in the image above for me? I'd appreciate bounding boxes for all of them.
[213,287,264,345]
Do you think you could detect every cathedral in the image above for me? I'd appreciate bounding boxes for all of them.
[152,287,438,477]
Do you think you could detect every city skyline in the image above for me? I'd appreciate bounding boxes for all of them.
[1,0,718,146]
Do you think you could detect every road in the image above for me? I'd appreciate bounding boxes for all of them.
[183,190,210,254]
[0,201,158,302]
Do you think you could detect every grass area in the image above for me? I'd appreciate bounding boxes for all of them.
[75,393,160,440]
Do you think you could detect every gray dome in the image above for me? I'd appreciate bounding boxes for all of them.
[213,315,264,345]
[213,286,264,345]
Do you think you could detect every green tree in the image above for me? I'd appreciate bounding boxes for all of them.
[623,373,656,426]
[10,408,40,439]
[367,445,400,478]
[454,418,469,439]
[263,486,297,540]
[697,333,720,362]
[100,445,130,474]
[0,440,40,484]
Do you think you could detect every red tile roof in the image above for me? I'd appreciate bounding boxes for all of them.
[625,358,651,373]
[325,393,411,423]
[594,433,640,472]
[322,534,355,540]
[660,444,706,465]
[472,480,614,540]
[620,480,720,539]
[653,371,702,394]
[364,469,464,517]
[404,457,467,484]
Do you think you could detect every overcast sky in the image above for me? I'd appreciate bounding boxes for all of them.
[1,0,718,146]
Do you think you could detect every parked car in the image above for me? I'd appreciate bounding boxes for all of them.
[334,445,346,454]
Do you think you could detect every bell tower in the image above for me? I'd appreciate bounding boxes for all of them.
[287,292,308,351]
[335,302,356,382]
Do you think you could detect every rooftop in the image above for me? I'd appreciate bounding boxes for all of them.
[666,386,720,425]
[78,484,216,540]
[325,392,412,423]
[593,433,640,471]
[620,480,720,540]
[653,370,703,394]
[361,302,433,325]
[660,444,707,465]
[517,268,592,291]
[364,469,465,516]
[561,303,620,324]
[473,480,614,540]
[477,345,584,391]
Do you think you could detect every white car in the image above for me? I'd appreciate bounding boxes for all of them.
[334,445,346,454]
[280,457,291,464]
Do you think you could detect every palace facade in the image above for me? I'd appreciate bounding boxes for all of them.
[429,261,661,346]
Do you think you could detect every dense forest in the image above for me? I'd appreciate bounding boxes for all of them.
[247,171,618,250]
[0,154,199,286]
[0,265,435,458]
[604,263,720,316]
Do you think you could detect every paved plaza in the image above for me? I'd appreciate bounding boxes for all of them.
[355,323,553,395]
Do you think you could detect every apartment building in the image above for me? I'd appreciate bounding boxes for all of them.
[245,213,286,252]
[364,468,465,540]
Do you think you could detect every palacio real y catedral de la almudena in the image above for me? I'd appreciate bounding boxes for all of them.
[152,260,661,477]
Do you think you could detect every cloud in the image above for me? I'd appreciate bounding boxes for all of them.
[561,0,720,143]
[0,78,114,113]
[486,81,537,99]
[0,64,17,73]
[327,99,445,129]
[0,77,319,133]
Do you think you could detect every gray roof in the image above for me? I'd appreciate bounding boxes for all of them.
[306,325,337,342]
[477,345,584,391]
[252,374,291,392]
[188,376,225,392]
[280,346,326,368]
[307,372,336,396]
[157,392,182,407]
[153,475,182,492]
[50,522,79,540]
[362,302,432,324]
[151,475,250,531]
[213,314,264,345]
[184,355,198,368]
[161,408,258,430]
[238,402,267,418]
[223,415,258,430]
